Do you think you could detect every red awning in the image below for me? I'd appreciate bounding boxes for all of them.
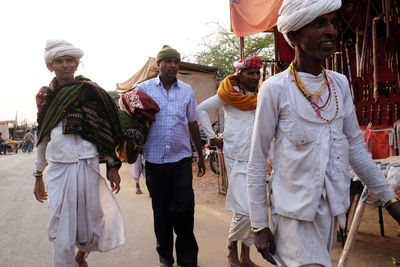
[230,0,283,37]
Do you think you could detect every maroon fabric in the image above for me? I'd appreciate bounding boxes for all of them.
[237,56,263,69]
[121,89,160,128]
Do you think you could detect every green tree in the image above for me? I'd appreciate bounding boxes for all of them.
[191,23,274,79]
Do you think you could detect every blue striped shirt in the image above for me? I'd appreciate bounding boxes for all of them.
[136,76,197,163]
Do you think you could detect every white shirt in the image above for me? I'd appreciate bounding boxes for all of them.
[197,88,255,161]
[247,69,397,229]
[35,122,98,172]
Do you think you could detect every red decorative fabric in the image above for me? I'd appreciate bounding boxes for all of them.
[360,125,393,160]
[121,89,160,128]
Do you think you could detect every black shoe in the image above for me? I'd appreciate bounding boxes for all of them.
[159,263,172,267]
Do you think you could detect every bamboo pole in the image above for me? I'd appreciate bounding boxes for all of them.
[337,187,369,267]
[372,17,380,102]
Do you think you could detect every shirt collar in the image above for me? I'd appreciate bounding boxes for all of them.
[155,75,179,88]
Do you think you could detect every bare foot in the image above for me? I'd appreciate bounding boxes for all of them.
[75,250,89,267]
[240,259,262,267]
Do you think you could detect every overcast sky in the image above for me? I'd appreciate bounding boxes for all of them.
[0,0,231,124]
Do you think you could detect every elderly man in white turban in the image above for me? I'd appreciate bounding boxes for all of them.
[247,1,400,266]
[33,39,125,267]
[197,56,263,267]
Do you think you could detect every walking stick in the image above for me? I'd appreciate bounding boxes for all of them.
[345,46,355,102]
[385,0,390,40]
[355,30,361,77]
[395,42,400,96]
[337,186,369,267]
[372,17,380,102]
[360,0,371,78]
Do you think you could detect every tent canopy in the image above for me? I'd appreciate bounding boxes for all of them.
[116,58,220,123]
[116,57,217,90]
[230,0,283,37]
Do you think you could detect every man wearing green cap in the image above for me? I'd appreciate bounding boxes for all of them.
[136,45,205,267]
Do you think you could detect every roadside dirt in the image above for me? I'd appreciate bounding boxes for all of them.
[192,160,400,267]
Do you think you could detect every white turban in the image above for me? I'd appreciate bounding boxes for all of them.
[277,0,342,47]
[44,39,84,64]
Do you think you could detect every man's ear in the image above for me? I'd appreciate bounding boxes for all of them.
[287,31,297,47]
[46,63,53,72]
[74,62,79,71]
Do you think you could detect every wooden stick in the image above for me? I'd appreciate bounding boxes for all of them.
[395,42,400,96]
[338,187,369,267]
[345,47,355,102]
[240,37,244,59]
[377,104,382,124]
[385,0,390,40]
[334,52,341,73]
[372,17,380,102]
[356,30,361,77]
[360,0,371,78]
[370,105,374,124]
[362,106,367,125]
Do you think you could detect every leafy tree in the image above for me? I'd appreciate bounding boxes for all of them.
[190,23,274,79]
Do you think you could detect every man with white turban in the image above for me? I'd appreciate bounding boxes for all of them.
[197,56,263,267]
[34,39,125,267]
[247,1,400,266]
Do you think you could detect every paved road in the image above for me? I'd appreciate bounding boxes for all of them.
[0,152,267,267]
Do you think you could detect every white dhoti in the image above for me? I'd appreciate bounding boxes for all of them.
[47,157,125,267]
[224,156,249,215]
[270,196,336,267]
[224,156,253,246]
[227,213,254,247]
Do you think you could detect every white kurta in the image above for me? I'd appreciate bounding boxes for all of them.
[197,93,255,214]
[36,123,125,267]
[247,69,396,266]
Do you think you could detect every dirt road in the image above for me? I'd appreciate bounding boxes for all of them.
[0,152,265,267]
[0,151,399,266]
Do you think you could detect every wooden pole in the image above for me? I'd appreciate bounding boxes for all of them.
[240,37,244,59]
[372,17,380,102]
[337,186,369,267]
[355,29,361,77]
[360,0,371,78]
[345,47,355,101]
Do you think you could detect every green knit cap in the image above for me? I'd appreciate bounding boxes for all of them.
[156,45,181,63]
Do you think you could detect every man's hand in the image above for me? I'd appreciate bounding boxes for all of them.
[387,201,400,225]
[210,137,223,149]
[108,167,121,194]
[197,157,206,177]
[254,227,277,265]
[33,177,48,203]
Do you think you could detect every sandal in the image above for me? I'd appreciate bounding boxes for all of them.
[75,250,89,267]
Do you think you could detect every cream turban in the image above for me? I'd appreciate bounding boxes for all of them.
[277,0,342,47]
[44,39,84,64]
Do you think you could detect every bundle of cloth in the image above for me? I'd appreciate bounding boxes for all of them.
[117,89,160,163]
[36,75,123,165]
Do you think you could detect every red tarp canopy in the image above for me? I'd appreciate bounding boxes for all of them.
[230,0,283,37]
